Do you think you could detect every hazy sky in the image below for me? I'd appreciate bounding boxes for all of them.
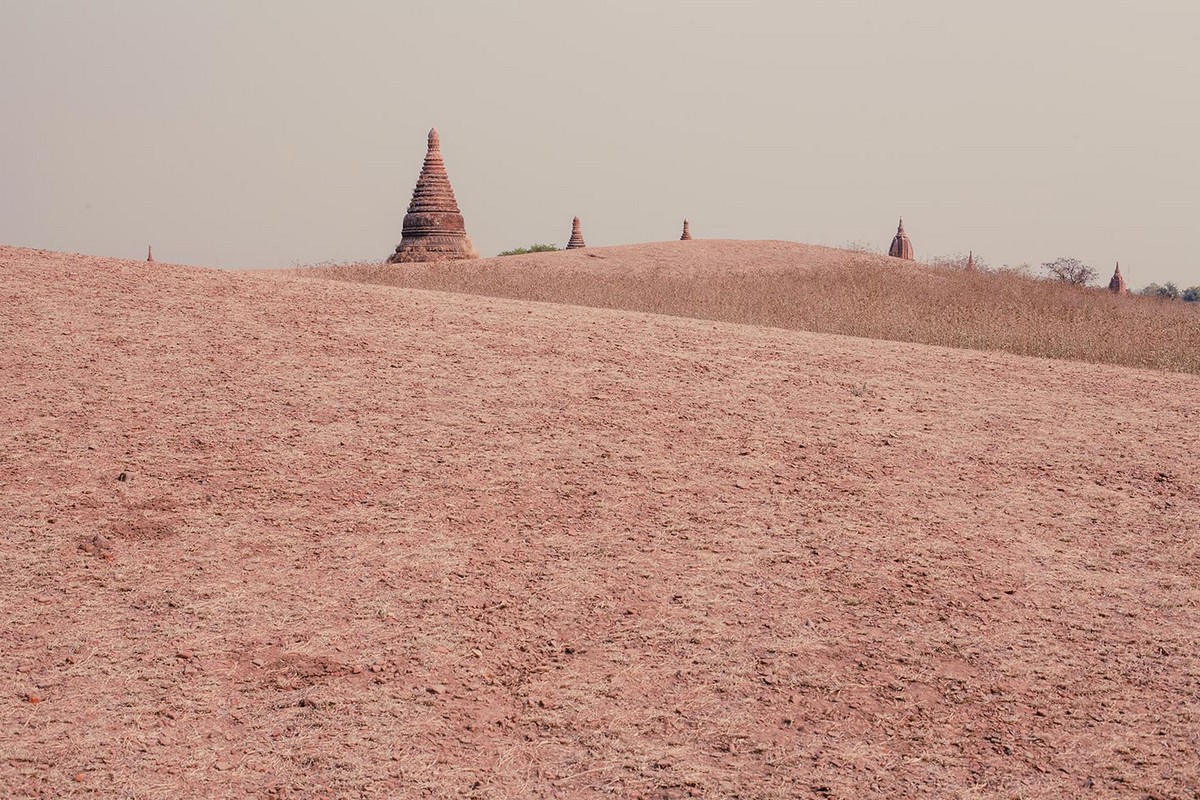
[2,1,1197,286]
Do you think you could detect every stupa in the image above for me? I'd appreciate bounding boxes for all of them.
[1108,262,1127,295]
[888,218,914,260]
[566,216,586,249]
[680,219,692,240]
[146,245,154,263]
[966,251,976,270]
[387,128,478,264]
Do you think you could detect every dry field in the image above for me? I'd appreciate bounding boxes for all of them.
[2,244,1199,799]
[299,240,1200,374]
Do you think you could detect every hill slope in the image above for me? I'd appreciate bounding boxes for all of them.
[2,245,1199,798]
[303,240,1200,373]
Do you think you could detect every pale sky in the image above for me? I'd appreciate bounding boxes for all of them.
[2,0,1198,287]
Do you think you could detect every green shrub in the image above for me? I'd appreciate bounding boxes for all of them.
[498,244,560,257]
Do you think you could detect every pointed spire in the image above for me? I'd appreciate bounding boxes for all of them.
[146,245,154,263]
[388,127,478,263]
[566,216,586,249]
[680,219,692,241]
[1108,262,1127,295]
[966,251,975,270]
[406,128,457,215]
[888,217,914,260]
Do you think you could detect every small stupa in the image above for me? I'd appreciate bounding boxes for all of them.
[966,251,976,270]
[387,128,478,264]
[680,219,692,240]
[888,218,914,260]
[566,216,586,249]
[1108,262,1127,295]
[146,245,154,263]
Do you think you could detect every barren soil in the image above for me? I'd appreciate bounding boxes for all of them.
[2,245,1199,798]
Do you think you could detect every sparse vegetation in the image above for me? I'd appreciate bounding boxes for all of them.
[497,244,559,256]
[929,252,990,271]
[841,240,881,255]
[994,262,1034,277]
[294,242,1200,373]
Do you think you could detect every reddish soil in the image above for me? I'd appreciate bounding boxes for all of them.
[2,245,1198,798]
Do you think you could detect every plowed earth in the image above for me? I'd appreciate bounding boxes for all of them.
[1,245,1198,798]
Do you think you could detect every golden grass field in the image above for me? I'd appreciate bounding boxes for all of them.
[299,240,1200,374]
[2,243,1198,798]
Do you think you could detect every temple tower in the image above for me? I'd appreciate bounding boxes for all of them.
[146,245,154,263]
[566,216,586,249]
[888,218,914,260]
[1108,262,1128,295]
[387,128,478,264]
[680,219,692,240]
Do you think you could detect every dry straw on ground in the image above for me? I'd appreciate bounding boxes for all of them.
[3,245,1199,798]
[298,240,1200,374]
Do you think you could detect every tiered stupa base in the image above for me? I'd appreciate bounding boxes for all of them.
[388,231,478,263]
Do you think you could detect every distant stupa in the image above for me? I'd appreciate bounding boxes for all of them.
[146,245,154,263]
[966,251,975,270]
[387,128,478,264]
[1108,262,1127,295]
[680,219,692,240]
[888,218,914,260]
[566,216,586,249]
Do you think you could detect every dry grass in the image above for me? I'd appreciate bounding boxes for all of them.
[295,240,1200,374]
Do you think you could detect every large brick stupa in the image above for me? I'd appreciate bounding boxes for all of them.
[387,128,478,264]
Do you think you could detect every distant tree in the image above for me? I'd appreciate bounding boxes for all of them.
[1181,286,1200,303]
[497,244,560,256]
[1140,282,1180,300]
[1041,257,1096,286]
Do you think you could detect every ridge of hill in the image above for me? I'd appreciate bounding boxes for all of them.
[301,239,1200,374]
[2,245,1199,798]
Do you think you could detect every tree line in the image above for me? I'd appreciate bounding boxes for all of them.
[1037,257,1197,301]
